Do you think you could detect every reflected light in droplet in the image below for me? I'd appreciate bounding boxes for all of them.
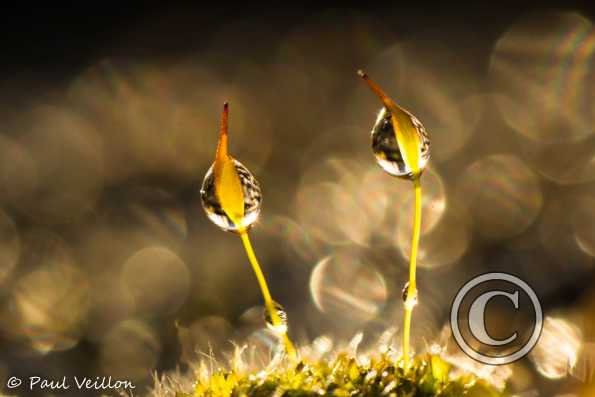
[490,12,594,142]
[370,106,430,179]
[121,246,190,316]
[0,210,19,287]
[458,154,543,239]
[530,316,582,379]
[309,253,387,323]
[201,159,262,233]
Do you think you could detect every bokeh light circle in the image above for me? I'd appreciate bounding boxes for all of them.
[397,203,470,269]
[490,12,594,143]
[121,246,190,316]
[458,154,543,239]
[296,158,390,246]
[99,319,161,381]
[309,253,387,324]
[572,196,595,258]
[530,316,582,379]
[11,262,90,354]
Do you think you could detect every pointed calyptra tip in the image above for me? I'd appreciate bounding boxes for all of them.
[216,102,230,159]
[357,71,395,110]
[220,102,229,136]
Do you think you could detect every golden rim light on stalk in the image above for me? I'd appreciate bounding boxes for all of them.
[358,70,430,365]
[200,102,296,358]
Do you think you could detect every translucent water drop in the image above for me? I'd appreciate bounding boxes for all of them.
[401,281,409,302]
[200,158,262,233]
[263,300,288,335]
[371,107,430,179]
[401,281,418,308]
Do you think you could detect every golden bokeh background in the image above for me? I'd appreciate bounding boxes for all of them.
[0,4,594,396]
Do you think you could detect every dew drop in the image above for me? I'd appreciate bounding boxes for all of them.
[401,281,418,308]
[263,300,288,335]
[371,107,430,179]
[401,281,409,302]
[200,158,262,233]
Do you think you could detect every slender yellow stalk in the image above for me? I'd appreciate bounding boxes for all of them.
[403,176,422,364]
[357,71,427,365]
[402,305,413,362]
[239,231,296,358]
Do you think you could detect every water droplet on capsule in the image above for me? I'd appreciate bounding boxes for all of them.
[200,159,262,233]
[401,281,418,308]
[263,300,288,335]
[371,107,430,179]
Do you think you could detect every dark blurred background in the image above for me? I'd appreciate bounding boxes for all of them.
[0,2,594,396]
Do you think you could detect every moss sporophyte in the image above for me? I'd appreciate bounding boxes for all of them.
[189,90,504,396]
[358,70,429,365]
[200,103,296,359]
